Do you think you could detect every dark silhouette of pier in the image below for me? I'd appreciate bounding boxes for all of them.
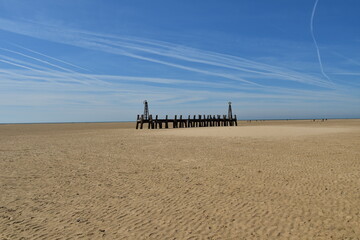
[136,101,237,129]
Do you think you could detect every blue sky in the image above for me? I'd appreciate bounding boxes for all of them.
[0,0,359,123]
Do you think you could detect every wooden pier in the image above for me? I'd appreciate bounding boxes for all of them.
[136,114,238,129]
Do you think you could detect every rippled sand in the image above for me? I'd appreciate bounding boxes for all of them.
[1,120,359,239]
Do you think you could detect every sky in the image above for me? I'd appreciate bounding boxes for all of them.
[0,0,359,123]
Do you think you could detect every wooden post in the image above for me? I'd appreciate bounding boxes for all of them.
[234,114,238,126]
[148,115,152,129]
[140,114,144,129]
[155,115,158,129]
[136,114,140,129]
[179,115,183,128]
[165,115,169,128]
[174,115,177,128]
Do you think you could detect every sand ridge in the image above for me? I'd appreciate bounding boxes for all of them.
[1,119,360,239]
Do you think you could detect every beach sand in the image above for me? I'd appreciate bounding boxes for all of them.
[1,119,359,239]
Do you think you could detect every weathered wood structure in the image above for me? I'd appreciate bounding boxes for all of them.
[135,101,238,129]
[136,114,238,129]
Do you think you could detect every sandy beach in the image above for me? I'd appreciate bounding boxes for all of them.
[1,119,359,239]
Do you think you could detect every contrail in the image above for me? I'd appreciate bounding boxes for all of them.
[0,57,88,84]
[0,18,335,88]
[9,42,91,72]
[310,0,331,82]
[331,51,360,67]
[0,47,110,86]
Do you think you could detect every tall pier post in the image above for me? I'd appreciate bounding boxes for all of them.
[143,100,149,120]
[228,102,233,120]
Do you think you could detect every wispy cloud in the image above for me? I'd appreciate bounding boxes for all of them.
[0,18,337,89]
[330,51,360,67]
[310,0,332,82]
[0,46,109,86]
[9,42,91,72]
[0,55,353,106]
[90,36,335,88]
[0,17,358,122]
